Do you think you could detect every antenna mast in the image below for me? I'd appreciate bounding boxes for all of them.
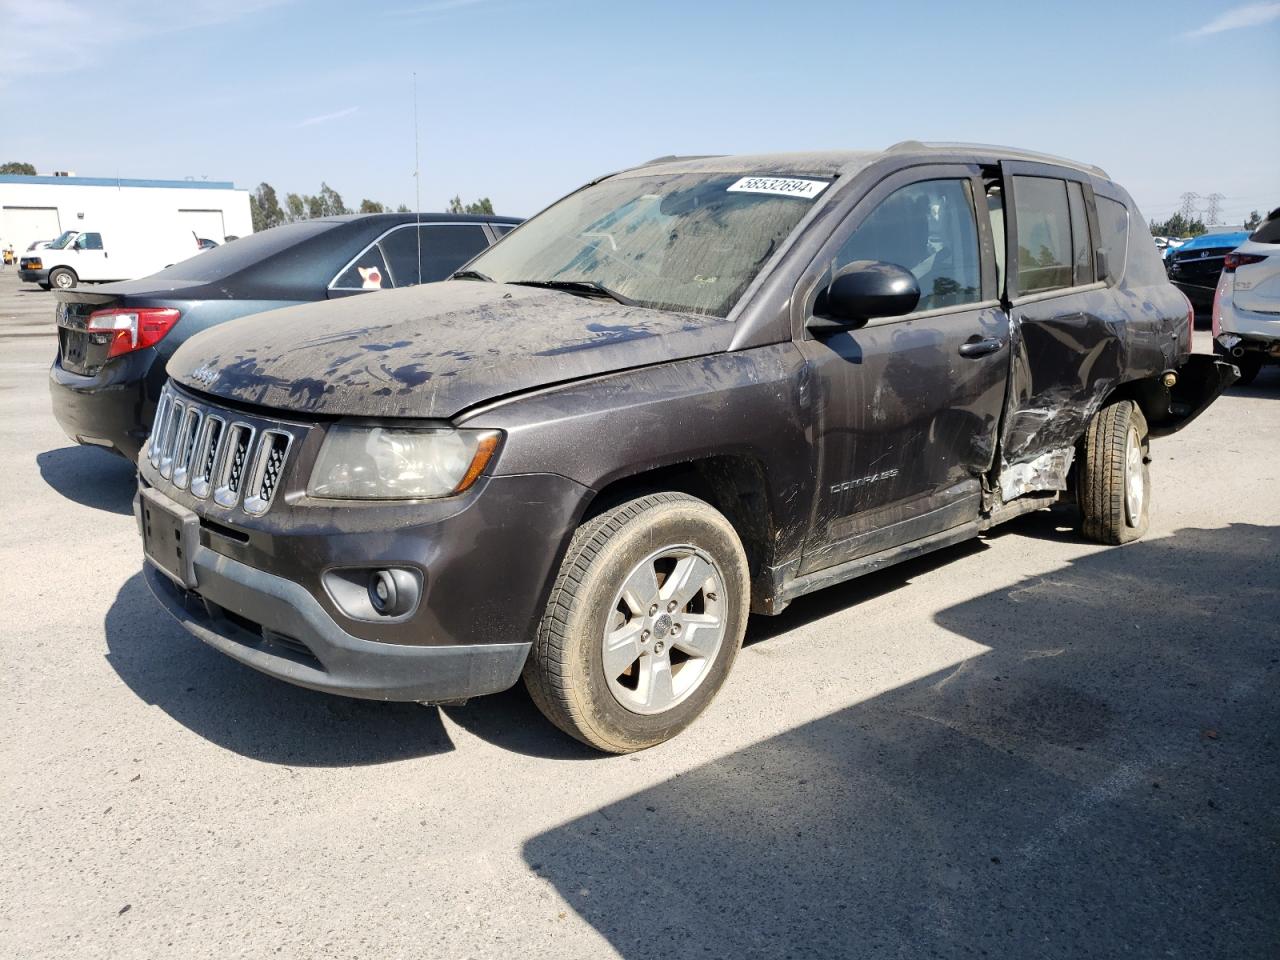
[413,71,422,284]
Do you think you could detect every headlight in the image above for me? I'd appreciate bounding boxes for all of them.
[307,425,501,500]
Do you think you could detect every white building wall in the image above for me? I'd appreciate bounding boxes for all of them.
[0,177,252,254]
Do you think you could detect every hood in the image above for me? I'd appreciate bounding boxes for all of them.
[167,281,734,419]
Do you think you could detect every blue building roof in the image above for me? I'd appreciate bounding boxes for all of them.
[0,174,238,190]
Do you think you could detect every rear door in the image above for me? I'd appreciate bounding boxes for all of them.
[795,164,1009,574]
[996,162,1121,499]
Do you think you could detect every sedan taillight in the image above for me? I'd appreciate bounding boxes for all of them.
[1223,252,1266,273]
[86,307,181,359]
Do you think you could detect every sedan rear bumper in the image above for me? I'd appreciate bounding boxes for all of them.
[49,355,157,460]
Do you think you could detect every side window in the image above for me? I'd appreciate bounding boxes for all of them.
[491,223,515,237]
[1012,176,1072,294]
[379,226,422,286]
[79,233,103,250]
[1095,196,1129,283]
[419,224,491,282]
[332,244,390,291]
[833,179,981,313]
[1066,181,1094,285]
[986,181,1006,294]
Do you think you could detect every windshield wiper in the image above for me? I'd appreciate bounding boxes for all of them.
[509,279,635,306]
[450,269,493,282]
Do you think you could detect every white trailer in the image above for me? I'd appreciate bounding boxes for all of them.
[1,174,252,285]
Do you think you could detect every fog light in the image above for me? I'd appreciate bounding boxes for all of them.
[367,568,418,617]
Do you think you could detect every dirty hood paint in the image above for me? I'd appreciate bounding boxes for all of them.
[167,281,734,419]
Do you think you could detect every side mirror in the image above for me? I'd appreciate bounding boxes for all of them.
[808,260,920,333]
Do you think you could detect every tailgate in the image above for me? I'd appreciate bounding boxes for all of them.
[55,290,120,375]
[1232,254,1280,315]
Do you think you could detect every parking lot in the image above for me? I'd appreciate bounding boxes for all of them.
[1,266,1276,958]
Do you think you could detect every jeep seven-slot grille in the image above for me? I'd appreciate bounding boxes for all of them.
[146,383,295,515]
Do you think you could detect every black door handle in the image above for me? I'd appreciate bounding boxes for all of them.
[958,337,1004,358]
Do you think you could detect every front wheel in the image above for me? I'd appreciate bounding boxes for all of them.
[524,493,751,753]
[49,267,77,290]
[1078,400,1150,545]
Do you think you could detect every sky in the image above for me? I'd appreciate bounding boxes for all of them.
[1,0,1277,225]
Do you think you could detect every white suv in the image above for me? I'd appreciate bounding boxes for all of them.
[1214,207,1280,385]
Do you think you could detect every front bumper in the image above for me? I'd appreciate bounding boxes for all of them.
[143,548,531,703]
[19,266,49,284]
[49,354,158,460]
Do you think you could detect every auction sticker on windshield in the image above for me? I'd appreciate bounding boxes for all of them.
[727,177,829,199]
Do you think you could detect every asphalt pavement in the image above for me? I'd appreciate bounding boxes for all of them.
[1,268,1276,959]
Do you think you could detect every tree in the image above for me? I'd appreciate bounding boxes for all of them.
[305,193,325,219]
[1150,212,1207,238]
[1244,210,1262,231]
[395,204,411,213]
[285,193,306,222]
[447,195,494,215]
[0,161,37,175]
[358,199,385,214]
[317,182,349,217]
[250,182,285,232]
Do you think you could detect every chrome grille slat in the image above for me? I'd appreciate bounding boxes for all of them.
[189,415,225,500]
[171,407,203,490]
[157,399,185,479]
[145,383,295,517]
[243,431,293,516]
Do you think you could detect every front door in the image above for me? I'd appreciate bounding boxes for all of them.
[796,167,1009,575]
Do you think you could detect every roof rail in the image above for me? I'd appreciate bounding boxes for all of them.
[641,154,725,166]
[884,140,1109,179]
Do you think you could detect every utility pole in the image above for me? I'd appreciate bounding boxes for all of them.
[1178,192,1200,221]
[1204,193,1224,225]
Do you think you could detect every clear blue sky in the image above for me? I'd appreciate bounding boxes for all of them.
[2,0,1277,225]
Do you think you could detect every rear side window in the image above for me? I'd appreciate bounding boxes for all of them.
[1250,208,1280,244]
[1012,176,1072,294]
[420,224,490,282]
[492,223,516,236]
[1095,196,1129,282]
[379,225,423,286]
[332,244,390,290]
[834,178,981,313]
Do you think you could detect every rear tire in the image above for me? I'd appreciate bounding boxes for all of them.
[1078,400,1150,545]
[1234,355,1262,386]
[524,493,750,753]
[49,267,77,290]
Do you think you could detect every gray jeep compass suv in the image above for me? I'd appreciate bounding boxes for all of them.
[135,143,1234,752]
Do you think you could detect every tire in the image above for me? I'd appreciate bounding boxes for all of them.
[1078,400,1150,545]
[524,493,751,753]
[49,267,77,290]
[1233,355,1262,387]
[38,283,51,291]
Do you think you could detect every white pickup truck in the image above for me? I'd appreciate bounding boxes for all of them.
[18,225,203,290]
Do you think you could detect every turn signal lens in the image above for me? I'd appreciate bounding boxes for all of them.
[86,307,181,359]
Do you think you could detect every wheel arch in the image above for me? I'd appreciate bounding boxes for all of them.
[578,454,781,614]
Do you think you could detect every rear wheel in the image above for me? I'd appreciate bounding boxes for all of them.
[1078,400,1150,545]
[49,267,77,290]
[524,493,750,753]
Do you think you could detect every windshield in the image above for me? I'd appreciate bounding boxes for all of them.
[48,230,77,250]
[465,171,829,317]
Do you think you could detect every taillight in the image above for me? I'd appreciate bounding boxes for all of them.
[86,307,181,358]
[1223,252,1266,273]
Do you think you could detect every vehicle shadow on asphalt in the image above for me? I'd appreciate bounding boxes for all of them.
[1228,363,1280,397]
[37,445,136,515]
[523,523,1280,960]
[104,573,457,765]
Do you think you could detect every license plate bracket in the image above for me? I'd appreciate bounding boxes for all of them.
[140,488,199,589]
